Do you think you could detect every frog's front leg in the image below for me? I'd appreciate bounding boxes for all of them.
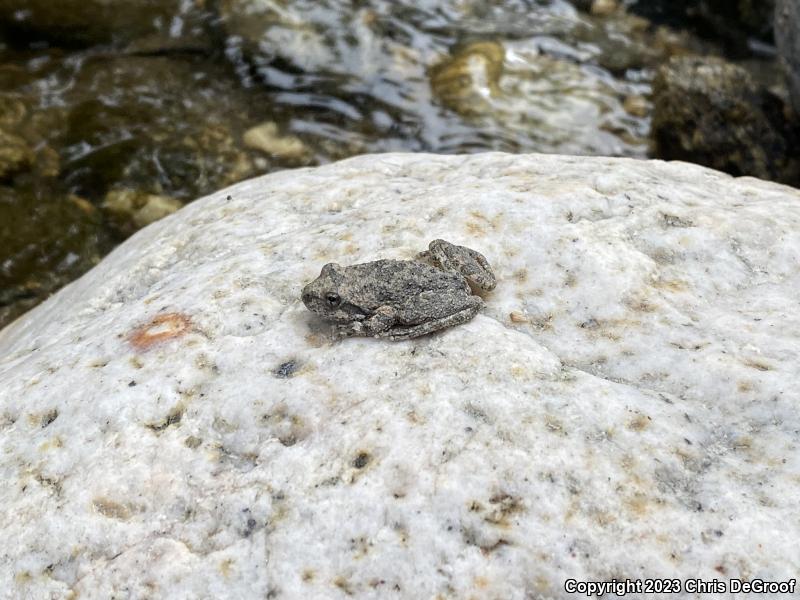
[421,239,496,291]
[378,296,483,341]
[334,306,397,339]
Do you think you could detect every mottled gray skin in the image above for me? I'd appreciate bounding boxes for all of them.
[301,239,496,341]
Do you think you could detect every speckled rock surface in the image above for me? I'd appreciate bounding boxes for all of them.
[1,153,799,599]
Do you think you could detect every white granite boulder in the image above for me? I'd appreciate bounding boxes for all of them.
[1,153,799,598]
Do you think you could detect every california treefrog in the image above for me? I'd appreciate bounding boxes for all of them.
[301,239,496,341]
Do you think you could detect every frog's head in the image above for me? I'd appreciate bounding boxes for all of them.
[301,263,366,323]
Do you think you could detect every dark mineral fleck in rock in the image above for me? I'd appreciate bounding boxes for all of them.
[274,360,298,378]
[352,452,371,469]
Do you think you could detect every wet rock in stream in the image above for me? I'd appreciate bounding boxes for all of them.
[776,0,800,115]
[651,56,800,186]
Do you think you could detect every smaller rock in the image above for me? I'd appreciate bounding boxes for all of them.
[509,311,530,324]
[35,146,60,178]
[103,189,183,233]
[0,94,61,177]
[623,94,649,117]
[429,41,505,116]
[590,0,618,17]
[0,129,34,181]
[243,122,311,163]
[0,96,26,129]
[68,195,97,216]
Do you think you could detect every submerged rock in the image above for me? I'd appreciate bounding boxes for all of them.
[1,153,799,597]
[0,183,107,330]
[0,128,33,181]
[57,55,265,201]
[0,94,60,179]
[243,122,312,164]
[651,56,799,185]
[776,0,800,115]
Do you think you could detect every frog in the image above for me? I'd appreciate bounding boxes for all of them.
[301,239,496,341]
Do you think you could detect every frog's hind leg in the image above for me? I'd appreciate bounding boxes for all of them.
[379,297,483,341]
[424,239,497,291]
[334,306,396,339]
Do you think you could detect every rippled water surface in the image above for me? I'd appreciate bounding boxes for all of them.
[0,0,738,327]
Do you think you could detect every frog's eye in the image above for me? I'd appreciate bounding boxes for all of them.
[325,292,341,307]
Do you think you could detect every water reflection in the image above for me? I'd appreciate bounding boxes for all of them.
[0,0,694,327]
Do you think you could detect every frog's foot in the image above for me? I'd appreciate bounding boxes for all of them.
[423,239,496,291]
[333,322,361,340]
[379,296,483,341]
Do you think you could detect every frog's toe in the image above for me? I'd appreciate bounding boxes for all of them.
[334,322,362,339]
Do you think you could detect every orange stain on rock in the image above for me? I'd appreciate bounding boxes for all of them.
[128,313,193,351]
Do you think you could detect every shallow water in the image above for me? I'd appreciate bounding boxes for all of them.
[0,0,762,328]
